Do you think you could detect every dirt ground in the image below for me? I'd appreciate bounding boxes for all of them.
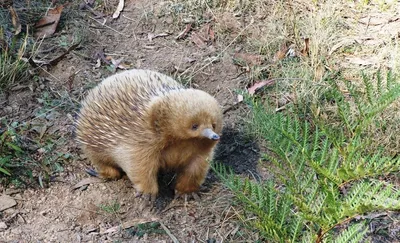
[0,0,262,242]
[1,0,400,242]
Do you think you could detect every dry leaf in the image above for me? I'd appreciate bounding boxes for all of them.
[273,42,289,62]
[34,5,64,39]
[300,38,310,57]
[190,23,215,48]
[70,177,103,191]
[247,80,275,95]
[112,0,124,19]
[176,23,192,39]
[209,27,215,42]
[191,32,207,48]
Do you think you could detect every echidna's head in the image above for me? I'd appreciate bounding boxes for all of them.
[151,89,223,142]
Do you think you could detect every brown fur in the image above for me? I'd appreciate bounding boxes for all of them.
[75,69,223,196]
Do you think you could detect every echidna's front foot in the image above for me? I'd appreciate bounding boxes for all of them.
[174,190,201,202]
[135,190,157,210]
[135,191,156,202]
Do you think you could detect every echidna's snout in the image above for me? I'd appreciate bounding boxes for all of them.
[202,128,220,141]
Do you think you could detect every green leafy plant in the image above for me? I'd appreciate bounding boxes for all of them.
[99,200,121,214]
[0,121,25,176]
[213,70,400,242]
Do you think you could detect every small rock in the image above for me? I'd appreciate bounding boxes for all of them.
[17,214,25,224]
[4,106,12,114]
[86,227,98,233]
[183,18,194,24]
[45,111,61,120]
[0,222,7,230]
[0,194,17,212]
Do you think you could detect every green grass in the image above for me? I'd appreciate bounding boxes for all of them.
[99,200,121,214]
[0,32,31,91]
[0,117,74,188]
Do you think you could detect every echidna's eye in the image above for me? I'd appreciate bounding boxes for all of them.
[192,124,199,130]
[212,123,216,130]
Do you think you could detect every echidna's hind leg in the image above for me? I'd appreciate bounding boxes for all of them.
[83,146,124,180]
[97,164,124,179]
[112,146,160,199]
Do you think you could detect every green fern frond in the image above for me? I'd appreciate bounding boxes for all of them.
[362,72,374,105]
[216,70,400,242]
[212,162,301,241]
[333,223,368,243]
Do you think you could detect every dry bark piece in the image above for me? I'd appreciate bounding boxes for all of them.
[0,194,17,212]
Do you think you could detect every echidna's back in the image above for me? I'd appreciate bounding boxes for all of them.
[75,69,184,150]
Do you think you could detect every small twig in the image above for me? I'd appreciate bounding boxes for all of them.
[223,101,242,114]
[160,222,179,243]
[88,16,130,37]
[49,41,81,66]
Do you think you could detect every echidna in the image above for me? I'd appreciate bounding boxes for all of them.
[75,69,223,201]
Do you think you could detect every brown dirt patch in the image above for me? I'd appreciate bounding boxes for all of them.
[0,0,260,241]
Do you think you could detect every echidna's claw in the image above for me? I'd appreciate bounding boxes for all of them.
[135,191,157,211]
[85,168,99,177]
[174,191,201,202]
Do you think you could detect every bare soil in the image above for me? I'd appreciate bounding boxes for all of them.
[0,0,262,242]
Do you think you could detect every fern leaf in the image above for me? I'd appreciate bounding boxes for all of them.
[333,223,367,243]
[362,72,374,105]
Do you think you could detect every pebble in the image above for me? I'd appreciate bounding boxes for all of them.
[0,222,7,230]
[3,106,12,114]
